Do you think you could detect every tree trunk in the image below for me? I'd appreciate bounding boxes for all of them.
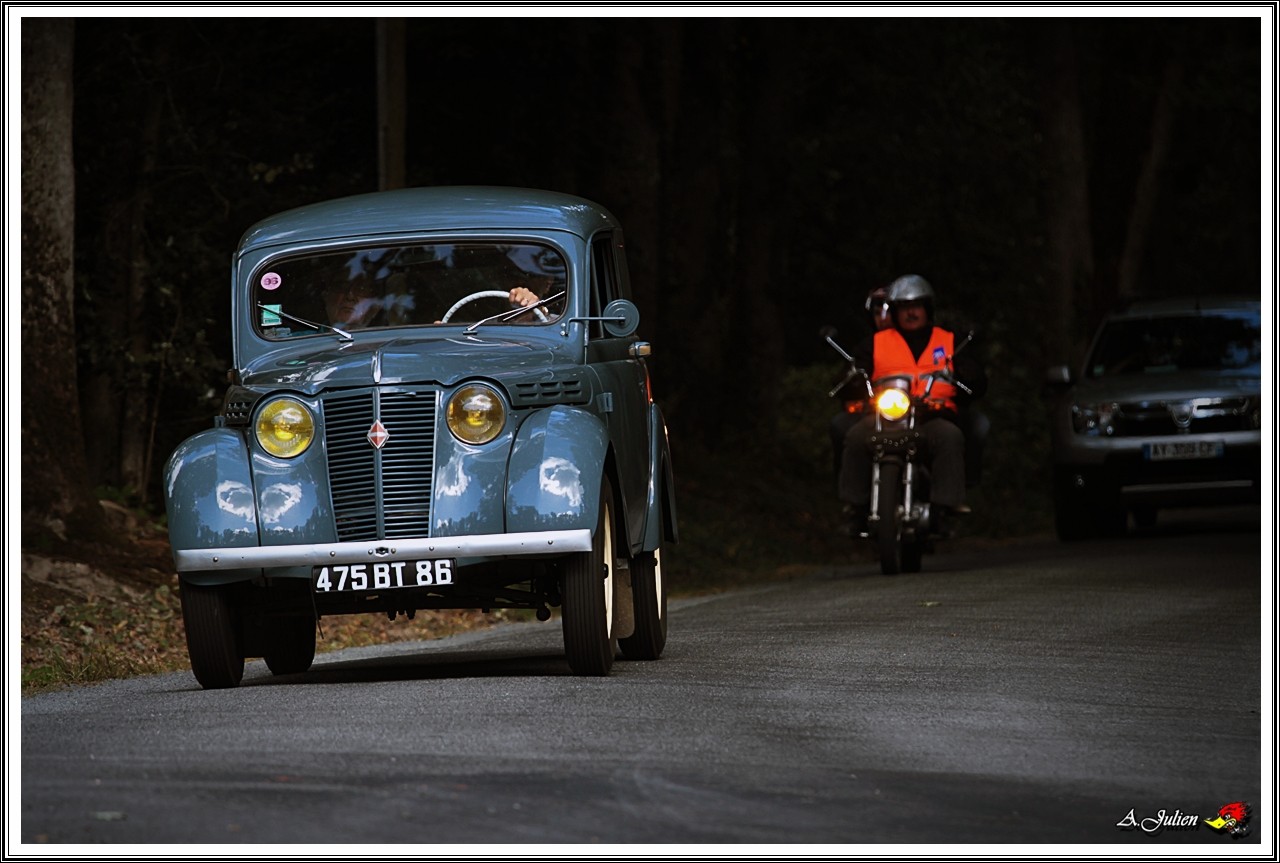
[377,18,407,191]
[727,21,795,443]
[1115,59,1182,303]
[21,19,104,542]
[78,26,168,503]
[1039,22,1095,363]
[654,21,732,438]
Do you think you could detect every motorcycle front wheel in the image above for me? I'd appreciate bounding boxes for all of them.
[876,461,904,575]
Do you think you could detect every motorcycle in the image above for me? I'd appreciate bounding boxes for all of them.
[821,326,973,575]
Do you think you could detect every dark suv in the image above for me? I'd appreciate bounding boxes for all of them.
[1046,297,1261,540]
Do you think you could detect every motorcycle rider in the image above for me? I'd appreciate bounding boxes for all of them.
[837,274,988,535]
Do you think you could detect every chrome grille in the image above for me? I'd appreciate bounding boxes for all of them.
[322,389,436,542]
[1115,397,1254,436]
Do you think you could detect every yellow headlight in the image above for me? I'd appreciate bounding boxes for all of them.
[447,384,506,444]
[876,388,911,422]
[254,398,315,458]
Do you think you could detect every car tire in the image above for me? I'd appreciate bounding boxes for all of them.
[181,582,244,689]
[264,613,317,676]
[619,545,666,660]
[1053,473,1094,542]
[1095,503,1128,537]
[876,462,903,575]
[561,477,617,676]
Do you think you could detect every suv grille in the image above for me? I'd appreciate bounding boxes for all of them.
[1114,397,1253,437]
[322,388,437,542]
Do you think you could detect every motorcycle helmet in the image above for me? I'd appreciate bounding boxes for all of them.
[887,274,935,320]
[864,285,892,330]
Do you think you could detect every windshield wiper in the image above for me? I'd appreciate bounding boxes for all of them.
[257,302,353,341]
[464,291,566,334]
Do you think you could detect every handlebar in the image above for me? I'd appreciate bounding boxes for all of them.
[820,325,976,399]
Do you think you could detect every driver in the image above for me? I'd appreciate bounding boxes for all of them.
[837,275,987,535]
[322,274,384,330]
[508,286,541,311]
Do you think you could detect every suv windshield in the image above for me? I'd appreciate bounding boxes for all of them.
[1086,311,1261,379]
[253,241,568,339]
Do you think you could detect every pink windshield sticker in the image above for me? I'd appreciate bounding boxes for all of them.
[260,272,282,291]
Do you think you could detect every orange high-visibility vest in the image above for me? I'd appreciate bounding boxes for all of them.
[872,327,958,411]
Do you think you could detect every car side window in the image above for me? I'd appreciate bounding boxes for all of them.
[589,234,619,340]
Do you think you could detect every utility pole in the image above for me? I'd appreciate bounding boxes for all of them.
[377,18,406,190]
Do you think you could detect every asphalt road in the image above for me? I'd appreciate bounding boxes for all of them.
[18,506,1268,851]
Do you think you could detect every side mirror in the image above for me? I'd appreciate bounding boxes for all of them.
[1045,364,1073,386]
[603,299,640,338]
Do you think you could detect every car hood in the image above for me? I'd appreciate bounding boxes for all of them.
[241,332,572,393]
[1067,369,1260,403]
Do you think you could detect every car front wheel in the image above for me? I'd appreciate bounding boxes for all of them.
[181,582,245,689]
[264,613,317,676]
[561,478,618,676]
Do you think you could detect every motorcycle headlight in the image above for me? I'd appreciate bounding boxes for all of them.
[876,388,911,422]
[447,383,506,444]
[255,397,315,458]
[1070,402,1119,436]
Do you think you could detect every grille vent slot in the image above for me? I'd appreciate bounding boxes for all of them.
[512,378,587,407]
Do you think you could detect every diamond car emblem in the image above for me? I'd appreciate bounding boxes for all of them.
[367,420,390,449]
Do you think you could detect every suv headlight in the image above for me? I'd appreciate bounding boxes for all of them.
[255,397,315,457]
[447,383,506,444]
[1070,402,1119,436]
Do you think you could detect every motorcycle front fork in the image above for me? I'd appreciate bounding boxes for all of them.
[869,460,928,530]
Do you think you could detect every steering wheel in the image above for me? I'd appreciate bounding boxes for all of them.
[440,290,549,324]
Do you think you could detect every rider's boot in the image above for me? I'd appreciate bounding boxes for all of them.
[842,504,870,539]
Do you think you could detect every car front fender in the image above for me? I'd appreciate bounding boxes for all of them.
[163,428,261,582]
[506,406,609,535]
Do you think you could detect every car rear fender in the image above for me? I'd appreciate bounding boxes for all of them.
[506,406,609,537]
[643,402,679,550]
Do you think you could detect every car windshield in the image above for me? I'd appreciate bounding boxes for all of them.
[1086,311,1261,379]
[252,241,568,339]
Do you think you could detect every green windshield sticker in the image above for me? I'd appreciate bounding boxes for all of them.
[261,304,282,326]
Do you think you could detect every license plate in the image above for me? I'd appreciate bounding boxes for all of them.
[1143,441,1224,461]
[312,560,455,593]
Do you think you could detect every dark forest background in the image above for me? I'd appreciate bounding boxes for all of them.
[20,14,1266,550]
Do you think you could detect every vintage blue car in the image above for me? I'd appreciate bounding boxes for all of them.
[164,187,677,687]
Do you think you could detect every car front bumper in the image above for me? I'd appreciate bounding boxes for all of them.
[174,528,593,573]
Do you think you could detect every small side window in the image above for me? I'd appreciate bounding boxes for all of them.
[589,234,619,340]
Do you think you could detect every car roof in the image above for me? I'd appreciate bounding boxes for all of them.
[237,186,620,254]
[1106,296,1260,320]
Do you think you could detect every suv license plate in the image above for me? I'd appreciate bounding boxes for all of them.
[1144,441,1224,461]
[313,560,455,593]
